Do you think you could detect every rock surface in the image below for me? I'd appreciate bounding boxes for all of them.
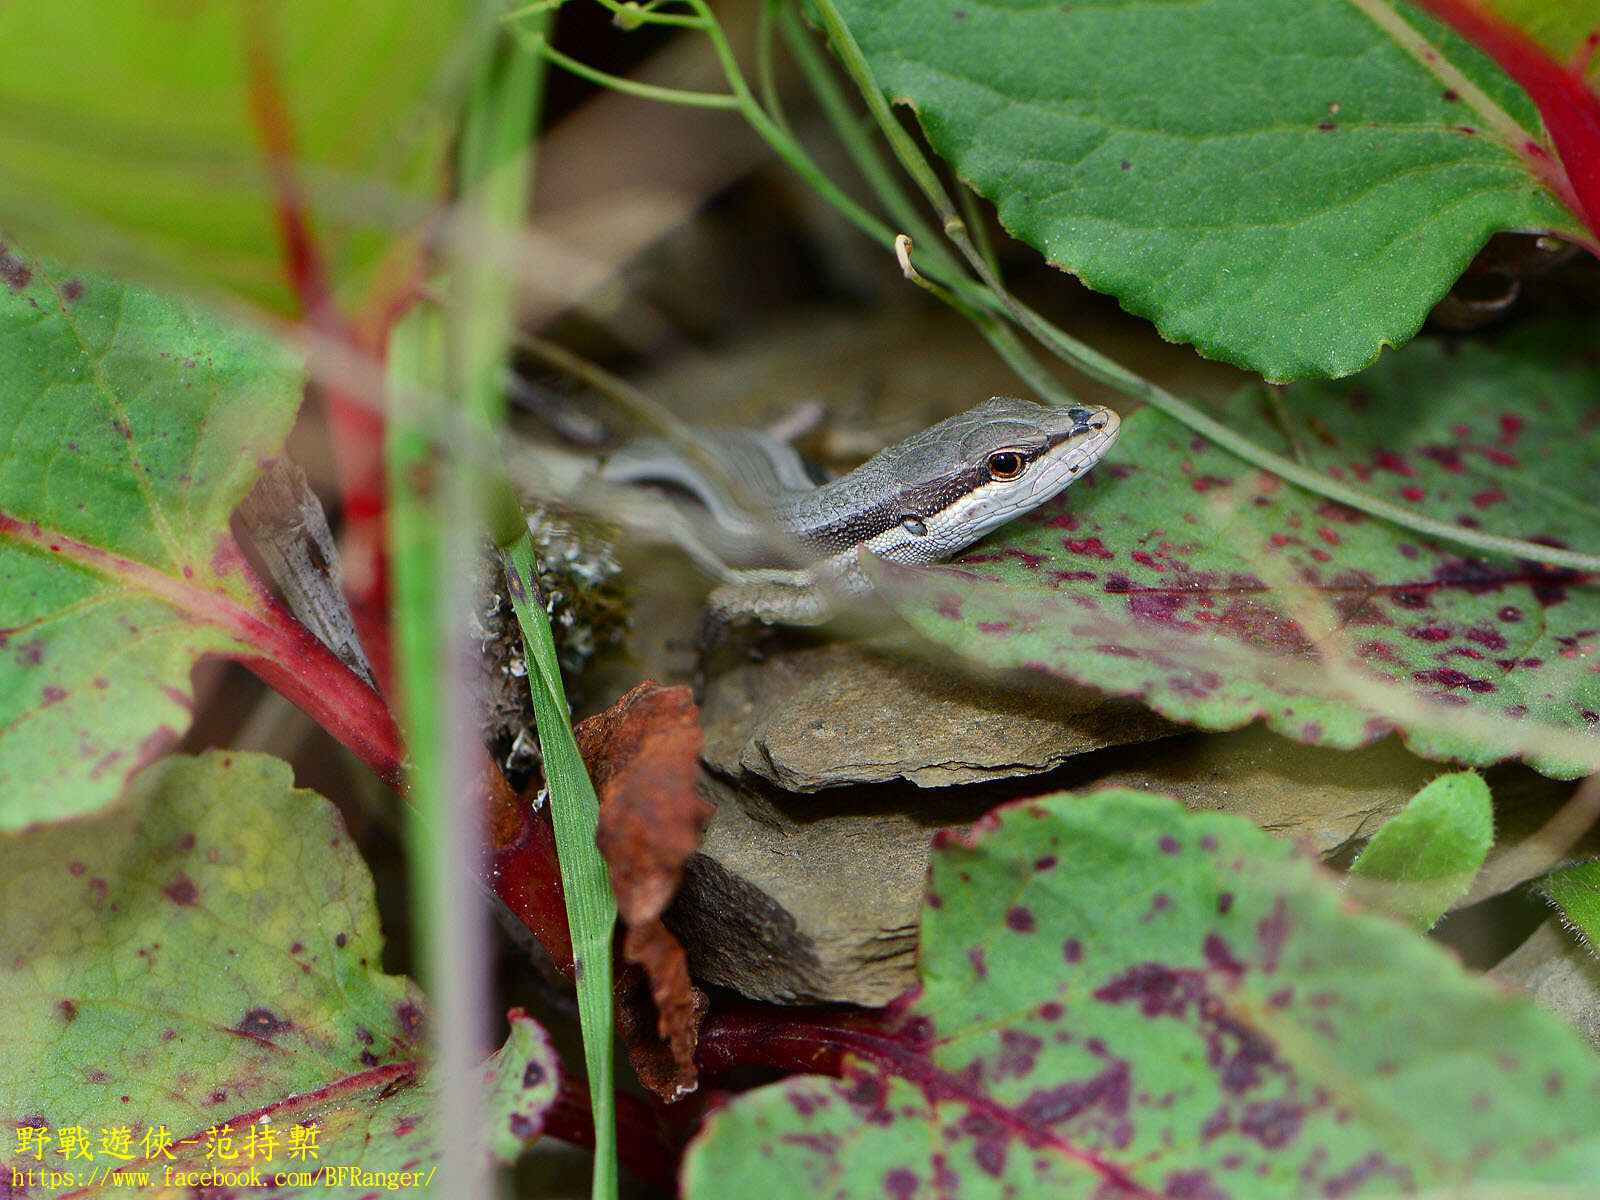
[671,694,1569,1004]
[1492,920,1600,1051]
[667,773,1002,1006]
[699,635,1178,791]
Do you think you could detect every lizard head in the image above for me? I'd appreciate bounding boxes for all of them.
[871,396,1121,560]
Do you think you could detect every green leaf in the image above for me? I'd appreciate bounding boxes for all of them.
[684,788,1600,1197]
[0,0,484,312]
[881,320,1600,779]
[1348,770,1494,929]
[0,751,561,1187]
[502,535,620,1200]
[0,249,305,830]
[827,0,1584,379]
[1538,858,1600,955]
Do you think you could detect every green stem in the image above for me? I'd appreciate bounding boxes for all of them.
[892,235,1072,404]
[998,280,1600,573]
[756,0,792,135]
[779,4,944,269]
[588,0,709,28]
[774,9,1075,402]
[460,15,618,1200]
[519,32,740,108]
[807,0,962,228]
[954,182,1001,282]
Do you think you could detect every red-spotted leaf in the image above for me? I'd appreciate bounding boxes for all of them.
[485,1010,563,1164]
[828,0,1589,379]
[683,789,1600,1197]
[0,247,394,831]
[0,752,559,1192]
[879,321,1600,779]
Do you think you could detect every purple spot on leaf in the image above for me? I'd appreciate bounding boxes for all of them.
[884,1168,918,1199]
[1239,1099,1303,1148]
[163,873,198,906]
[234,1008,290,1040]
[996,1030,1043,1080]
[1203,933,1246,980]
[1164,1169,1227,1200]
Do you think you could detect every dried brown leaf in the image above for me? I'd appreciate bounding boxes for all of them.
[579,681,713,1098]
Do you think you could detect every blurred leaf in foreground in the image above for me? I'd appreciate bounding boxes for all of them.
[0,0,483,313]
[684,788,1600,1197]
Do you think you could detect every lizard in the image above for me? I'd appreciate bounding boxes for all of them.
[600,396,1120,625]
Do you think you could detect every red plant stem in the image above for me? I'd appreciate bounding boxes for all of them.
[238,643,400,786]
[695,1004,889,1080]
[0,508,404,786]
[487,770,576,971]
[243,11,395,651]
[1412,0,1600,240]
[543,1078,679,1190]
[230,554,404,788]
[326,373,393,690]
[242,12,345,334]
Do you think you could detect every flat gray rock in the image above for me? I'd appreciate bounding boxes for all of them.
[666,772,1000,1006]
[668,724,1548,1007]
[700,636,1178,791]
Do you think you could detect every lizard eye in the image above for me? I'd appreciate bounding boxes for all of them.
[987,450,1026,480]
